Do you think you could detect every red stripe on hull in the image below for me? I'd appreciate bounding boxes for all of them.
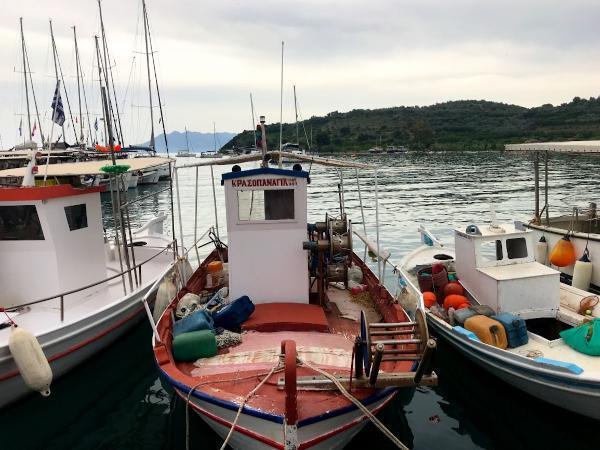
[0,304,146,382]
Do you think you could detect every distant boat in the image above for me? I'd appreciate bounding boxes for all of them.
[197,151,222,159]
[176,127,195,157]
[385,145,409,154]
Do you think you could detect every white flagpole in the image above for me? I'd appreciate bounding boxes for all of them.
[44,80,59,185]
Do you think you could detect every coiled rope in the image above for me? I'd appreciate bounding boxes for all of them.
[298,358,409,450]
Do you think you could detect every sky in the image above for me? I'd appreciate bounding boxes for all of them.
[1,0,600,148]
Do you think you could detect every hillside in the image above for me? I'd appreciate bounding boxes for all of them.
[145,130,236,152]
[226,97,600,152]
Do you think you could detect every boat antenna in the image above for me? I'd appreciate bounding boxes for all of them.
[50,20,78,145]
[250,92,257,149]
[279,40,284,168]
[19,18,32,144]
[142,0,155,151]
[260,115,268,167]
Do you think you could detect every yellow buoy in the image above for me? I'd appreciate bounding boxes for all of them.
[549,235,577,267]
[8,325,52,397]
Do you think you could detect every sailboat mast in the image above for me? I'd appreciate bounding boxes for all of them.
[184,127,190,151]
[293,84,298,145]
[49,20,64,143]
[213,122,217,152]
[73,26,84,145]
[95,35,109,148]
[142,0,155,150]
[19,18,32,140]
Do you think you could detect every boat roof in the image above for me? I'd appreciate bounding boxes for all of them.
[221,167,310,183]
[504,140,600,153]
[455,222,529,238]
[177,151,376,170]
[0,157,172,177]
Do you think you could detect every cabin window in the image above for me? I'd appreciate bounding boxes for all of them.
[238,189,295,221]
[64,204,88,231]
[0,205,44,240]
[480,239,503,262]
[507,237,528,259]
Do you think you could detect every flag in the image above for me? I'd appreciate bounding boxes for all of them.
[94,118,99,131]
[31,121,37,137]
[18,118,22,137]
[51,80,65,126]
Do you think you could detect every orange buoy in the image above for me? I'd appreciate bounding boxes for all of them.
[444,294,469,310]
[423,291,437,308]
[444,282,464,297]
[549,235,577,267]
[207,261,223,273]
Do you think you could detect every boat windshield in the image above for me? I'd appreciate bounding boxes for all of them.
[237,189,295,221]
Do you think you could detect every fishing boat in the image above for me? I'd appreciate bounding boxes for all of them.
[0,155,182,409]
[504,141,599,294]
[138,169,160,185]
[151,134,437,449]
[399,218,600,420]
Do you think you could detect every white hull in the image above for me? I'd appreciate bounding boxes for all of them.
[527,224,600,290]
[428,315,600,419]
[157,165,171,180]
[0,286,153,408]
[128,174,139,189]
[139,170,160,184]
[173,385,396,450]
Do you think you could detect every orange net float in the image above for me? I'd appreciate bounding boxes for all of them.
[423,291,437,308]
[549,235,577,267]
[95,144,123,152]
[444,282,464,297]
[444,294,469,310]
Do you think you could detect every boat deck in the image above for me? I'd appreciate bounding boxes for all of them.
[0,240,174,349]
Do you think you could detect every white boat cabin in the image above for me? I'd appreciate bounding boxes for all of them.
[454,222,560,319]
[222,166,309,304]
[0,185,106,308]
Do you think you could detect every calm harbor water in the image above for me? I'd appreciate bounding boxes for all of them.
[2,151,599,450]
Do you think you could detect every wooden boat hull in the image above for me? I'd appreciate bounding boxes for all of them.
[166,374,397,450]
[427,312,600,420]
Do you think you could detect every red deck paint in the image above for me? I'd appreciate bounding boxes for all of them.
[243,303,329,332]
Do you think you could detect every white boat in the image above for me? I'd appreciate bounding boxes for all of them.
[505,141,600,293]
[197,151,223,159]
[0,162,179,408]
[128,173,139,189]
[138,170,160,185]
[400,221,600,420]
[151,147,437,450]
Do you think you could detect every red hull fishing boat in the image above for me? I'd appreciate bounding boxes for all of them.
[151,120,437,450]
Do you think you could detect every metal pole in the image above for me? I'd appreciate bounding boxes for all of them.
[355,168,368,262]
[174,168,185,258]
[193,166,200,264]
[109,177,127,294]
[534,152,540,221]
[544,151,549,224]
[294,84,298,144]
[142,0,155,150]
[73,26,84,144]
[375,169,382,282]
[210,164,220,239]
[279,41,284,168]
[250,93,257,149]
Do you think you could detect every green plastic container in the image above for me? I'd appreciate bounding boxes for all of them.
[560,319,600,356]
[172,330,217,361]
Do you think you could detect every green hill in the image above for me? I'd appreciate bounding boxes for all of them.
[226,97,600,152]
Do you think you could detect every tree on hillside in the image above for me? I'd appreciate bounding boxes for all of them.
[409,119,434,150]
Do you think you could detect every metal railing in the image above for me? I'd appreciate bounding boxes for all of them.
[6,240,176,321]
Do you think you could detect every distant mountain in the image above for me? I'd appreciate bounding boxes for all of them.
[227,97,600,152]
[144,130,236,152]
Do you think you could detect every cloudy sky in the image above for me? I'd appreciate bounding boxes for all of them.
[1,0,600,148]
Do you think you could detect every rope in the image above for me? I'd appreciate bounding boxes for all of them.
[298,358,409,450]
[184,364,283,450]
